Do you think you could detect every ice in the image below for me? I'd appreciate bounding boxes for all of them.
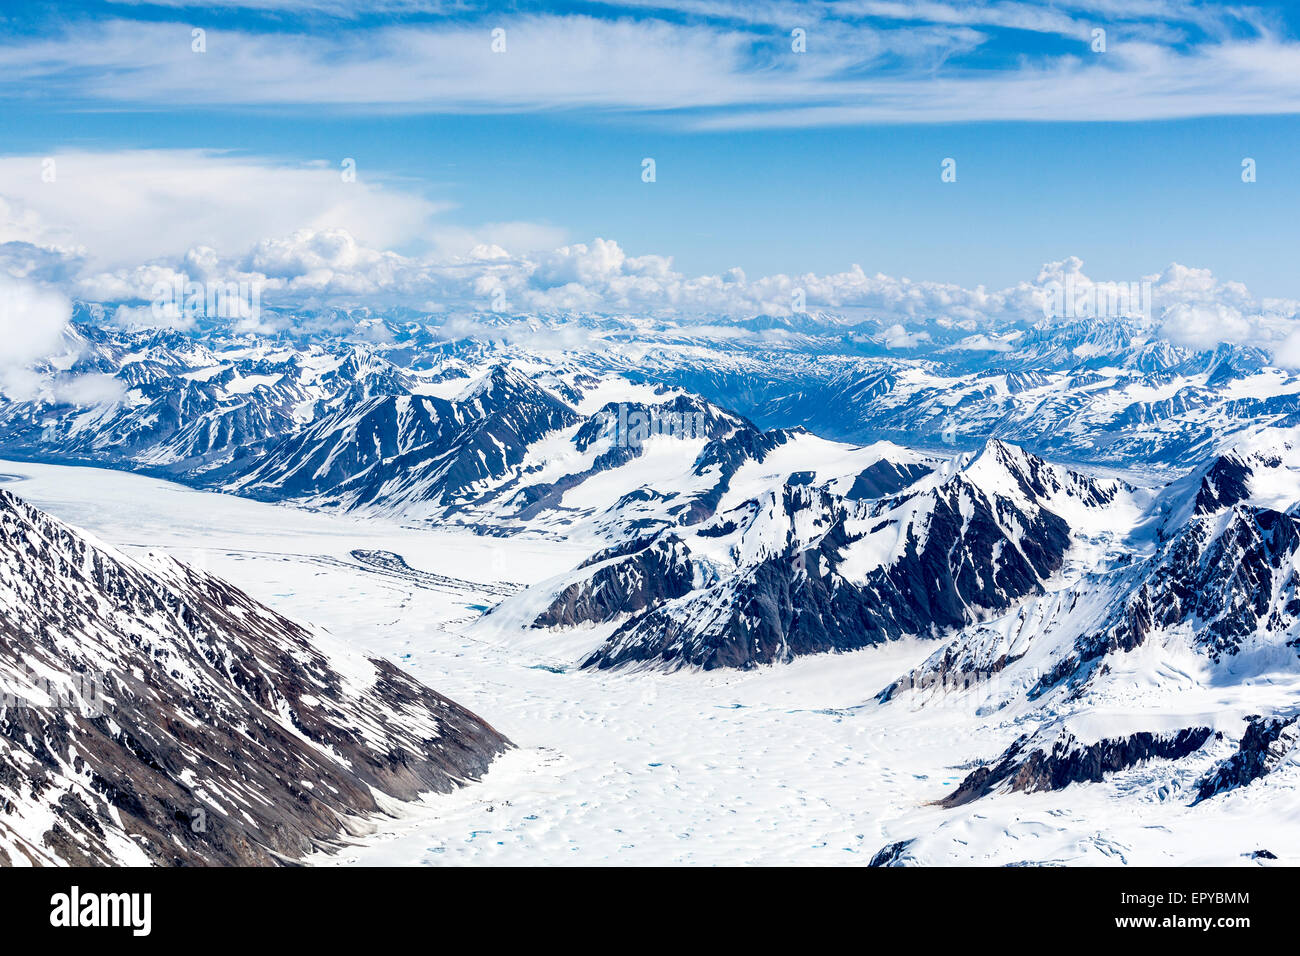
[4,457,1297,866]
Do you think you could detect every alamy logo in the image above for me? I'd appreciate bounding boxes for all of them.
[603,403,708,448]
[1041,275,1152,321]
[49,886,151,936]
[150,277,262,323]
[0,668,108,718]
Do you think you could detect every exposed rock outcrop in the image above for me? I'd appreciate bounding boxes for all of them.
[0,490,509,866]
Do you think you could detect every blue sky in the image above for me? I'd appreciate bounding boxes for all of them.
[1,0,1300,310]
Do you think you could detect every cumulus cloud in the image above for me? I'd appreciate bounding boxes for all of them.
[0,150,484,271]
[3,152,1299,367]
[881,323,931,349]
[47,373,127,407]
[1150,264,1299,359]
[0,146,1293,365]
[15,227,1300,360]
[0,275,128,406]
[1000,256,1300,363]
[1272,328,1300,369]
[0,276,74,400]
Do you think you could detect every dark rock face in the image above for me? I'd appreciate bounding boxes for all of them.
[233,394,472,499]
[533,538,700,629]
[883,439,1300,725]
[875,642,1018,704]
[510,396,750,524]
[0,490,509,866]
[576,443,1099,671]
[584,535,907,671]
[1194,715,1298,803]
[1032,504,1300,700]
[941,727,1214,808]
[572,395,736,452]
[868,839,915,867]
[650,418,793,529]
[845,460,932,500]
[233,365,581,512]
[1192,454,1254,516]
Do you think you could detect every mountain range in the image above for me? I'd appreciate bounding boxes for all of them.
[2,308,1299,864]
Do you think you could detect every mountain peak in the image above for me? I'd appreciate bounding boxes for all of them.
[958,438,1042,490]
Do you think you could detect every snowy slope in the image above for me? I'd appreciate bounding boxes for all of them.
[0,488,508,865]
[7,458,1292,867]
[867,428,1300,857]
[5,314,1299,501]
[476,438,1135,671]
[2,310,1300,866]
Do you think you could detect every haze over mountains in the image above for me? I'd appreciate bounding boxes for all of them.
[6,308,1296,479]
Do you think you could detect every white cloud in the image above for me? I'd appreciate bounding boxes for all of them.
[1,8,1298,126]
[0,144,1295,366]
[1272,328,1300,369]
[949,332,1015,352]
[1145,262,1299,358]
[1159,302,1253,351]
[47,373,127,407]
[0,18,774,113]
[0,150,571,292]
[111,302,194,332]
[881,322,931,349]
[0,276,74,400]
[0,150,457,271]
[18,225,1299,359]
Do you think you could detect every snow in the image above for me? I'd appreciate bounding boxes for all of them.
[225,372,282,394]
[410,376,480,400]
[559,435,711,515]
[4,457,1296,866]
[840,496,933,581]
[721,434,926,508]
[568,375,682,415]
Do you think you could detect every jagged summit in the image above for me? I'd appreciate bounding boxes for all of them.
[475,439,1130,672]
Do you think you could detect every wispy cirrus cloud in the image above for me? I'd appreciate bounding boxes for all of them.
[1,3,1298,126]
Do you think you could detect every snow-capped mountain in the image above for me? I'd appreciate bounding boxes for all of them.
[227,365,582,515]
[867,429,1300,859]
[662,326,1289,467]
[886,430,1300,711]
[4,309,1300,866]
[5,313,1300,495]
[482,439,1131,671]
[0,488,508,865]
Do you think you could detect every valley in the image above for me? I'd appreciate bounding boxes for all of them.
[3,454,1294,866]
[2,315,1299,865]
